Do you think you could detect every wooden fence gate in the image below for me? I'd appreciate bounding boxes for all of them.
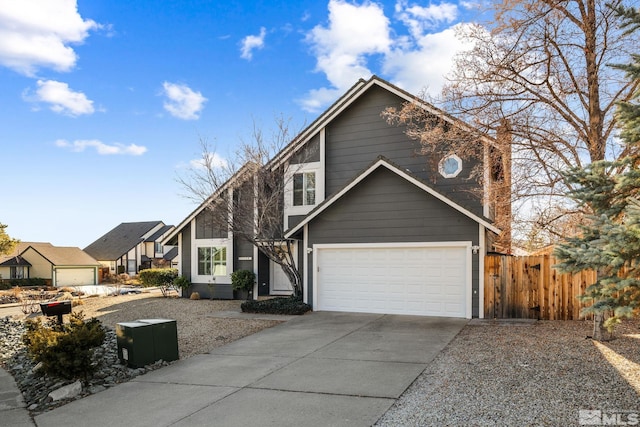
[484,254,596,320]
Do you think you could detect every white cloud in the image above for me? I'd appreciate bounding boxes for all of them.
[301,0,472,111]
[189,152,228,170]
[383,24,474,97]
[240,27,267,60]
[161,82,207,120]
[395,0,458,38]
[301,0,391,111]
[55,139,147,156]
[0,0,99,76]
[24,79,94,116]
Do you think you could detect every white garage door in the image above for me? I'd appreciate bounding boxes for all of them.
[55,268,96,287]
[315,244,469,318]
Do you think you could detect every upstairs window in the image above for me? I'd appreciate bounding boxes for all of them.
[198,246,227,276]
[154,241,163,253]
[293,172,316,206]
[439,154,463,178]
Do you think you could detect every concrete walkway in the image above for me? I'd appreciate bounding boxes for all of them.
[32,312,466,427]
[0,366,34,427]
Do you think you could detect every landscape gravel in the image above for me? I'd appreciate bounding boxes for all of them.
[376,319,640,426]
[0,292,282,415]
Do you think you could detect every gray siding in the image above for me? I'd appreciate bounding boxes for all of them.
[181,224,191,279]
[324,85,483,215]
[290,134,320,164]
[287,215,306,230]
[189,283,233,299]
[306,167,481,316]
[234,237,254,272]
[195,209,227,239]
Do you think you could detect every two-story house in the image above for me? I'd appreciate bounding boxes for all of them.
[84,221,176,276]
[163,76,509,319]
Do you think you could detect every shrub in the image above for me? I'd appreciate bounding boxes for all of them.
[138,268,178,297]
[189,291,201,300]
[23,312,106,381]
[241,296,311,315]
[173,275,191,291]
[0,277,48,289]
[231,270,256,291]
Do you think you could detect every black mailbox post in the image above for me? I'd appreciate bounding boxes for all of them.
[40,300,72,324]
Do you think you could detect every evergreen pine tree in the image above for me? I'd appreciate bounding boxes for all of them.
[555,6,640,340]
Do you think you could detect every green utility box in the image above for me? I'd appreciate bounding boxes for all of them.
[116,322,155,368]
[137,318,179,363]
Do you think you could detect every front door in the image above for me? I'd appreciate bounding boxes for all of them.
[269,243,295,295]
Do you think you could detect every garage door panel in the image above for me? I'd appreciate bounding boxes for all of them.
[316,245,468,318]
[55,268,95,287]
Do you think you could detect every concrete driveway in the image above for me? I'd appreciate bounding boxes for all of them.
[35,312,467,427]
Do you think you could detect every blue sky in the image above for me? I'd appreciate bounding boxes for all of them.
[1,0,480,248]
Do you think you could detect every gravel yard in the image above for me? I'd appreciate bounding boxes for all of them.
[69,292,282,358]
[377,318,640,426]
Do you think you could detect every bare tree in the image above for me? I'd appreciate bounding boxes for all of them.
[385,0,640,244]
[178,117,310,298]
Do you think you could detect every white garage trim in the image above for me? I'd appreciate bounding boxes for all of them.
[312,242,472,318]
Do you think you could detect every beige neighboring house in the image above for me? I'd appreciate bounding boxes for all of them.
[0,242,100,287]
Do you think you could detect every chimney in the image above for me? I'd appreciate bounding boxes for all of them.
[493,119,512,254]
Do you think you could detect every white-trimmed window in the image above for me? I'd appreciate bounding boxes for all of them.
[10,266,25,279]
[198,246,227,276]
[154,241,163,254]
[439,154,463,178]
[293,172,316,206]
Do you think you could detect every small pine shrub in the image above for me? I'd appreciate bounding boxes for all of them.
[23,312,106,381]
[241,296,311,315]
[190,291,201,300]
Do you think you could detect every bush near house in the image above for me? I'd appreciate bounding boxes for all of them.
[23,312,106,381]
[241,296,311,315]
[138,268,179,297]
[0,278,48,289]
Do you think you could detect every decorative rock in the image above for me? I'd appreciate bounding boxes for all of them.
[88,385,106,394]
[48,380,82,401]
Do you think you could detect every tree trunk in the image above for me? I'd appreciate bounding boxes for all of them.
[592,313,605,341]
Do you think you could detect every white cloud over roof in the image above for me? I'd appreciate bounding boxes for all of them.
[161,82,207,120]
[240,27,267,60]
[24,79,94,116]
[0,0,99,76]
[300,0,472,112]
[55,139,147,156]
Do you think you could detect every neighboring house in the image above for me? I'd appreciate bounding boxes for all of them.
[0,242,100,286]
[84,221,176,276]
[163,76,509,319]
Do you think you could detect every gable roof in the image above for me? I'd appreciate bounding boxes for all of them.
[164,75,497,245]
[162,163,257,246]
[284,156,501,238]
[84,221,163,260]
[145,225,175,242]
[268,75,496,170]
[0,255,31,267]
[22,243,100,266]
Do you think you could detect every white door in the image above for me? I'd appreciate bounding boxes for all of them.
[270,244,295,295]
[55,268,96,287]
[315,244,469,318]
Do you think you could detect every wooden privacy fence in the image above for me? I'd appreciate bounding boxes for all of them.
[484,254,596,320]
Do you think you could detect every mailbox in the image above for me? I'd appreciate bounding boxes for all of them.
[40,300,72,324]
